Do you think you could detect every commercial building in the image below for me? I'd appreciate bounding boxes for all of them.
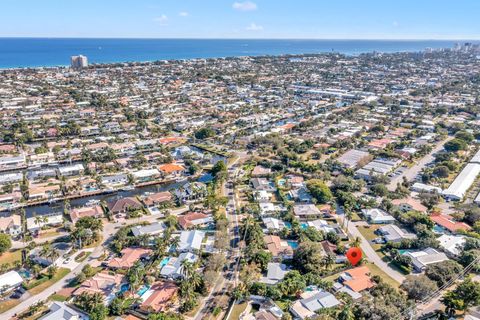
[71,55,88,69]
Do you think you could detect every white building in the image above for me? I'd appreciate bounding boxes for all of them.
[71,55,88,69]
[442,163,480,201]
[0,270,23,293]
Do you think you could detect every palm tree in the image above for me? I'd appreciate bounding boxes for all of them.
[322,254,336,270]
[351,237,362,248]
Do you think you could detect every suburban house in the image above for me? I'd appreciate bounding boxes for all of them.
[290,290,341,320]
[26,212,63,233]
[262,217,289,233]
[391,197,428,213]
[70,205,103,224]
[402,248,449,272]
[30,242,72,266]
[264,235,294,259]
[377,224,417,243]
[39,301,89,320]
[259,263,289,285]
[339,266,375,293]
[0,270,23,294]
[251,178,276,192]
[73,272,125,304]
[362,208,396,224]
[0,214,22,237]
[143,191,172,207]
[108,248,152,269]
[293,204,323,221]
[177,230,206,252]
[158,163,185,178]
[430,213,472,234]
[139,281,178,313]
[57,164,85,177]
[107,197,143,215]
[159,252,198,279]
[251,165,272,177]
[131,222,166,237]
[437,234,466,256]
[177,212,214,230]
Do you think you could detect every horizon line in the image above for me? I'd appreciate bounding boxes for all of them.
[0,36,479,41]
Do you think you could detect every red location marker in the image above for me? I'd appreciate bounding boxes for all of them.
[346,247,362,266]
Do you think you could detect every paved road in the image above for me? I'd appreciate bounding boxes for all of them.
[342,216,406,284]
[193,153,245,320]
[387,136,453,191]
[5,207,188,319]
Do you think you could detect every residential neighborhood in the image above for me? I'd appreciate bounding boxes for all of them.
[0,44,479,320]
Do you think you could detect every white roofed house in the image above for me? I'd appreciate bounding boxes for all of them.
[57,164,84,177]
[403,248,449,272]
[262,217,288,233]
[159,252,198,279]
[27,212,63,233]
[177,230,206,252]
[131,222,166,237]
[0,270,23,294]
[39,301,89,320]
[437,234,466,256]
[377,224,417,243]
[361,208,396,224]
[293,204,323,221]
[131,168,160,182]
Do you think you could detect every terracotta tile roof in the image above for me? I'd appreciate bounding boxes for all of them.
[140,281,178,313]
[70,205,103,223]
[391,197,427,212]
[264,235,293,257]
[343,266,375,292]
[73,272,124,297]
[143,191,172,206]
[158,163,185,174]
[178,212,210,229]
[108,248,152,269]
[430,213,471,233]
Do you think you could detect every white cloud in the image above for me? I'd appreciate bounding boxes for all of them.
[154,14,169,26]
[179,11,189,17]
[246,22,263,31]
[233,1,257,11]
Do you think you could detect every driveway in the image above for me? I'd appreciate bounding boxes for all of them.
[387,136,452,191]
[341,214,406,284]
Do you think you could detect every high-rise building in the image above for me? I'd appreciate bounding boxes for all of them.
[70,55,88,69]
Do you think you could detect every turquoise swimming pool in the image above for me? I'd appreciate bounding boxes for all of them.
[287,241,299,249]
[159,257,171,268]
[137,285,150,296]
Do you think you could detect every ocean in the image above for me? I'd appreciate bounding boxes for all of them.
[0,38,469,69]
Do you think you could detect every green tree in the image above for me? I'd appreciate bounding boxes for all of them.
[0,234,12,255]
[306,179,333,204]
[401,275,438,301]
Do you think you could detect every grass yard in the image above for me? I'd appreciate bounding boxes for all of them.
[0,249,22,266]
[366,262,400,288]
[49,293,68,302]
[38,230,62,239]
[0,299,21,313]
[28,268,70,295]
[357,225,387,259]
[228,302,248,320]
[74,251,91,262]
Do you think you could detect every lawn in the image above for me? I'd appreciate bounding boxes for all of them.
[0,299,21,313]
[366,262,400,288]
[0,249,22,266]
[27,268,70,295]
[49,293,68,302]
[38,230,62,239]
[228,302,248,320]
[357,225,386,259]
[74,251,91,262]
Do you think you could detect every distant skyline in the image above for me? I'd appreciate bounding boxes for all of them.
[1,0,480,40]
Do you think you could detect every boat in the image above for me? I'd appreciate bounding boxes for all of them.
[86,199,101,206]
[121,185,135,191]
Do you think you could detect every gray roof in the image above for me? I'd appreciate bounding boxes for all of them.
[301,291,340,311]
[160,252,198,278]
[131,222,166,237]
[39,302,88,320]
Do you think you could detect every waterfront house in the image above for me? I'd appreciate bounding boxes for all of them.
[70,205,103,224]
[143,191,172,207]
[107,197,143,215]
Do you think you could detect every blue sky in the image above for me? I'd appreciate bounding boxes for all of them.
[1,0,479,39]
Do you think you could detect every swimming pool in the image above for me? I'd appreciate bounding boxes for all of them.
[119,283,129,294]
[287,241,299,249]
[137,285,150,297]
[18,269,31,279]
[300,223,308,230]
[159,257,171,268]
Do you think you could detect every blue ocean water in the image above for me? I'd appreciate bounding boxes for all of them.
[0,38,467,69]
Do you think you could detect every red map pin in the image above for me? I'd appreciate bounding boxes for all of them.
[346,247,362,266]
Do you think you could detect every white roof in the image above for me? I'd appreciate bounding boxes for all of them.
[0,270,23,290]
[443,163,480,200]
[132,169,160,178]
[178,230,205,251]
[437,234,466,256]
